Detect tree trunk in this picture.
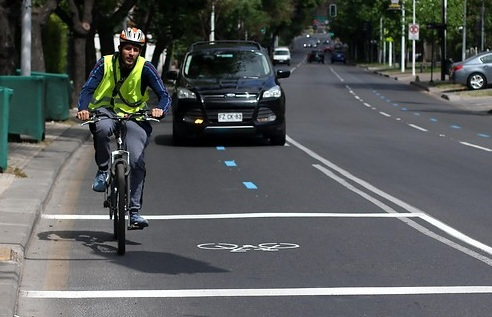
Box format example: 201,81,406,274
31,9,45,72
0,1,21,75
31,0,60,72
71,35,86,106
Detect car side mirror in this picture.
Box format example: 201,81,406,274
164,70,178,81
276,69,291,79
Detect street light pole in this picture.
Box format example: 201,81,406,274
441,0,447,81
401,0,405,73
411,0,416,76
210,0,215,41
462,0,466,60
21,0,31,76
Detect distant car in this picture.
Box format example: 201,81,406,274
272,47,291,66
331,50,347,64
307,50,325,63
451,51,492,90
165,40,291,145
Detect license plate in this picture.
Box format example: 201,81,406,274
218,112,242,122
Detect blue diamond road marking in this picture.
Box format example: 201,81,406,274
243,182,258,189
225,160,237,167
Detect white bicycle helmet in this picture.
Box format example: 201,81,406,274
119,27,146,47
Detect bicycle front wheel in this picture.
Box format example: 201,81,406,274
115,163,127,255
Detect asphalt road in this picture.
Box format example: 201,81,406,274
16,54,492,316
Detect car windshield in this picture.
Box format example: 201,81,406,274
184,50,271,79
275,50,289,56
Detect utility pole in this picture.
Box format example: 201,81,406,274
210,0,215,41
440,0,447,81
21,0,31,76
401,0,405,73
480,0,484,52
462,0,466,61
411,0,416,76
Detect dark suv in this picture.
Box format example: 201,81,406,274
165,41,290,145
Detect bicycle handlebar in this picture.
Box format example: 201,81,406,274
80,110,160,126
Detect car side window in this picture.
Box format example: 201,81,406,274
480,55,492,64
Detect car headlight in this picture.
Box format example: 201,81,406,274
262,85,282,99
177,87,197,99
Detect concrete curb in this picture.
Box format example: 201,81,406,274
0,121,90,317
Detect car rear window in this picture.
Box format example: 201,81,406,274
184,50,271,79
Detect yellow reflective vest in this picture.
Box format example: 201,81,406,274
88,54,149,114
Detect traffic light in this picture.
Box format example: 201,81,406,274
329,4,337,17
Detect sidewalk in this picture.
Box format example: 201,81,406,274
367,66,492,112
0,109,90,317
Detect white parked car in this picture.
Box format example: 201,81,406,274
272,47,291,66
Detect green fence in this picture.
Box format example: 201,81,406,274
0,76,46,141
16,70,71,121
0,87,13,172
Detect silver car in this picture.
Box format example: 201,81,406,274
451,51,492,90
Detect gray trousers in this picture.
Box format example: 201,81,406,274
90,107,152,211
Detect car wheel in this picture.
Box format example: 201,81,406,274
269,127,286,146
467,73,486,90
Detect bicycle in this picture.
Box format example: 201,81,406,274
81,109,159,255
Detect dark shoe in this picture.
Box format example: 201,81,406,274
129,211,149,229
92,170,108,192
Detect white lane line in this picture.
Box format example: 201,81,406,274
21,286,492,298
287,135,492,264
379,111,391,117
330,67,344,82
408,124,428,132
363,102,372,108
460,141,492,152
41,213,425,220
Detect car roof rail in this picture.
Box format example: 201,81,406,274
190,40,263,51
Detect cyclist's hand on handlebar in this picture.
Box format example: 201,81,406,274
77,110,91,121
151,108,165,119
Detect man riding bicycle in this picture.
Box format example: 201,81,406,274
77,27,171,229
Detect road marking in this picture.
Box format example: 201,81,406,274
224,160,237,167
286,135,492,265
216,146,225,150
460,141,492,152
408,124,428,132
451,125,462,129
379,111,391,117
21,286,492,299
242,182,258,189
41,212,425,220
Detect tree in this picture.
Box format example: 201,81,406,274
0,0,21,75
56,0,94,106
31,0,61,72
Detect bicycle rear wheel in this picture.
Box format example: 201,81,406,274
115,163,127,255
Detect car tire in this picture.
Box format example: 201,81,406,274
467,73,486,90
269,127,286,146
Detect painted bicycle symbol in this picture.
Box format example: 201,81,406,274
197,242,299,253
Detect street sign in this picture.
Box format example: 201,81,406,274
409,23,419,40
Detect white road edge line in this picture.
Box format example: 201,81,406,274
408,124,428,132
460,141,492,152
21,286,492,298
